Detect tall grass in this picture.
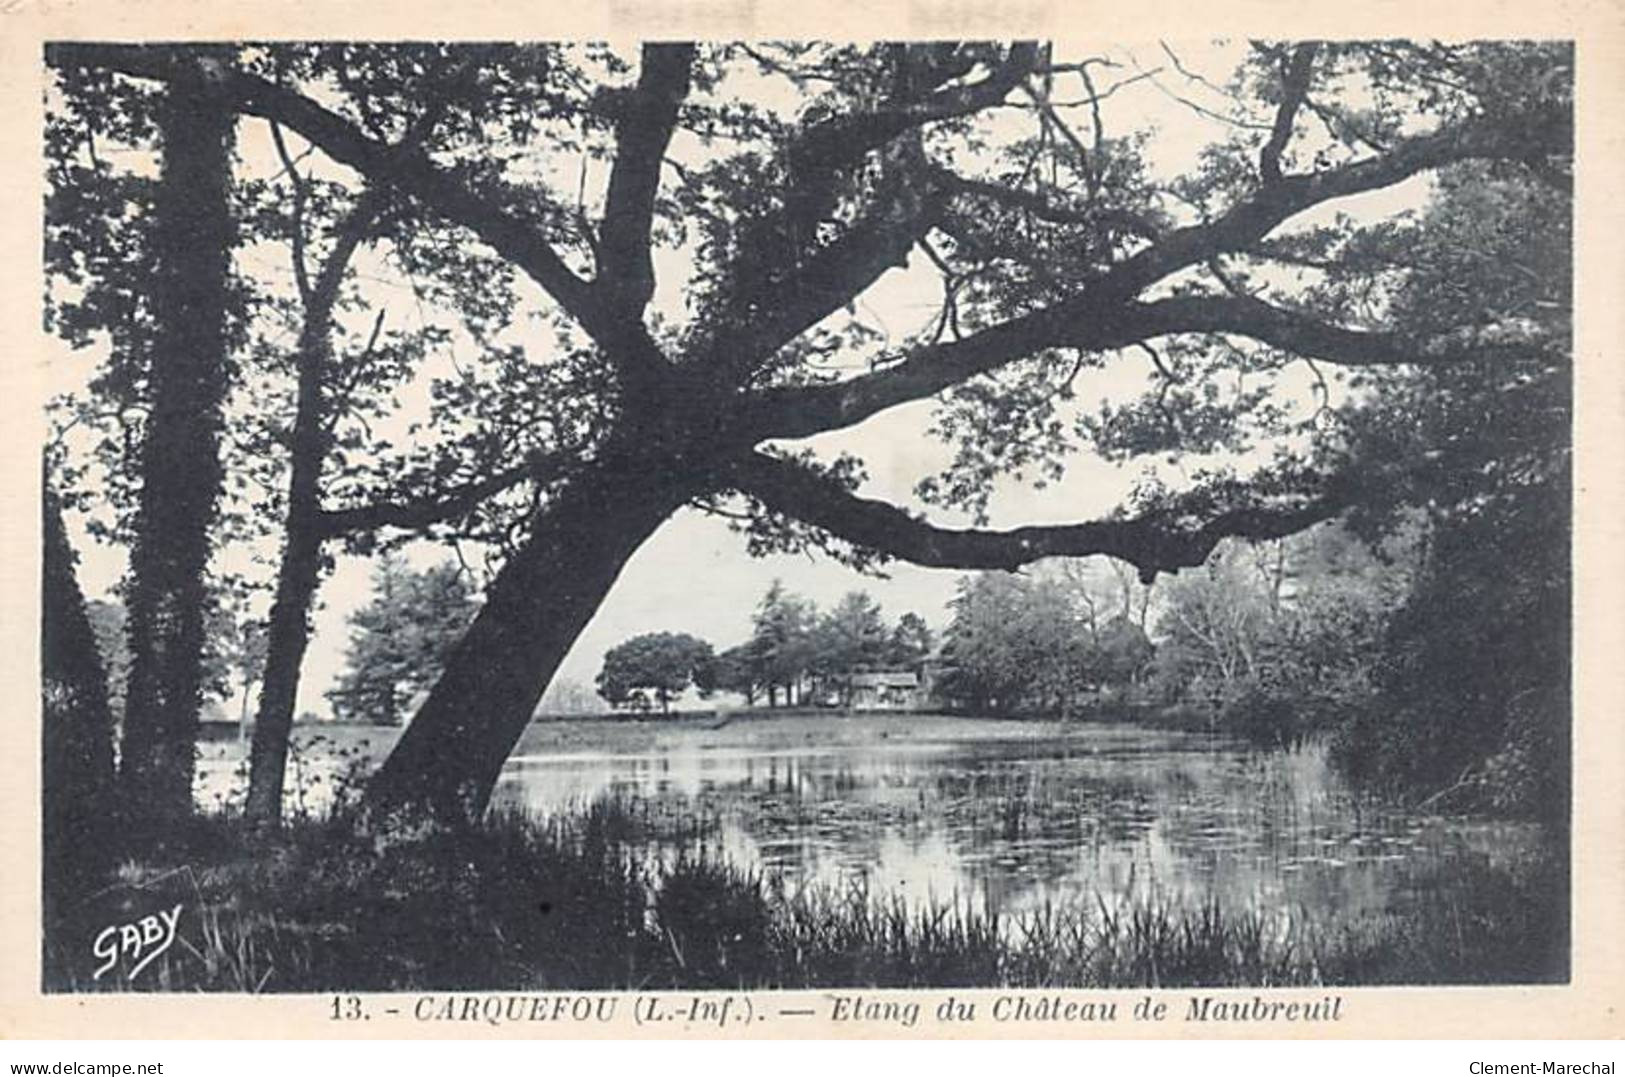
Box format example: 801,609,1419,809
43,796,1567,993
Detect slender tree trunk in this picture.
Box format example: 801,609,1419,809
244,313,333,824
367,458,690,822
244,191,377,825
243,494,324,823
118,65,235,830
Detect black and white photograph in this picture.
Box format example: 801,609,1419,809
29,29,1594,1012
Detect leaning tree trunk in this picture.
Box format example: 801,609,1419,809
367,457,691,823
118,65,235,831
42,485,118,914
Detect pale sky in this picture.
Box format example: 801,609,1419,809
47,41,1422,717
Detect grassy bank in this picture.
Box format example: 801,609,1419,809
44,798,1567,993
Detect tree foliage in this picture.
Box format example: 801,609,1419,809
1151,524,1412,743
938,569,1092,715
721,582,936,708
86,594,249,724
595,632,717,713
887,612,935,671
742,580,820,707
1324,163,1570,819
811,591,890,705
935,561,1154,715
327,555,480,725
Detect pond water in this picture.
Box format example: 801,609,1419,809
489,721,1545,922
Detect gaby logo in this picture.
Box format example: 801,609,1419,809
91,903,183,982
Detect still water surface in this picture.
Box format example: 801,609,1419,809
490,721,1542,920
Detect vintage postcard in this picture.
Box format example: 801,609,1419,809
1,0,1622,1042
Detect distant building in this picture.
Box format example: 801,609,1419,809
846,670,922,711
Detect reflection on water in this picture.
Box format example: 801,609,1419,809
491,723,1545,920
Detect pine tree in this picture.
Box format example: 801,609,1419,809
328,556,479,726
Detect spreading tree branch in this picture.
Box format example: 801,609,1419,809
1099,99,1568,297
729,451,1347,581
745,104,1570,439
306,188,389,326
930,166,1164,238
598,43,695,315
1259,43,1319,184
50,43,674,377
785,43,1041,175
692,44,1040,372
316,453,563,537
749,287,1553,439
700,174,945,375
1126,293,1558,367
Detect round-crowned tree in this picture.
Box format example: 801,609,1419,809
596,632,716,714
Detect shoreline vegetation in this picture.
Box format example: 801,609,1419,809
51,713,1569,994
39,41,1573,1001
204,701,1553,815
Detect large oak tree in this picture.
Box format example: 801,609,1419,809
48,41,1572,823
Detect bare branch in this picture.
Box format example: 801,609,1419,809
1302,95,1391,154
267,119,313,305
1020,76,1098,196
917,237,964,344
1151,43,1273,132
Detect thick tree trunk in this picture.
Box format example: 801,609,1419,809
367,458,690,822
118,66,235,830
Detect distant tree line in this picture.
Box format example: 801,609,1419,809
712,582,936,709
1146,524,1410,740
583,581,937,713
936,561,1154,717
